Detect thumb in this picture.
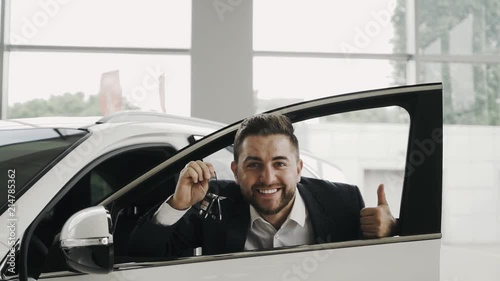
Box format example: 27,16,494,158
377,184,388,206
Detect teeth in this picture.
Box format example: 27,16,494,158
258,189,278,194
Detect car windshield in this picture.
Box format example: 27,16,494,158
0,128,88,209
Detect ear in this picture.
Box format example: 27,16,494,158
231,161,239,184
296,159,303,182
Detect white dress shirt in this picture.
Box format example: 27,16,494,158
244,190,314,250
154,195,190,225
154,189,315,250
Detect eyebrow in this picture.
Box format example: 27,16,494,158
242,156,290,163
243,156,262,163
272,156,290,161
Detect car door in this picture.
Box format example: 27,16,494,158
25,83,443,281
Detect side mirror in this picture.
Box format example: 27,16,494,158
59,206,114,274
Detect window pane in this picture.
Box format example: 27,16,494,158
418,62,500,125
254,56,406,112
417,1,500,55
7,52,190,118
10,0,190,48
294,106,410,216
254,0,406,53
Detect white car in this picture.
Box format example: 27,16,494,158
0,84,443,281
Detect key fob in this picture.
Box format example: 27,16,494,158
198,193,226,221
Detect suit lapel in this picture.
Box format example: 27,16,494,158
223,198,249,253
220,183,250,253
298,183,336,244
219,181,339,252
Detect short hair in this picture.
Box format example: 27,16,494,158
233,113,299,162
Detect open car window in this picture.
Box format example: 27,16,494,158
293,106,410,216
202,106,410,216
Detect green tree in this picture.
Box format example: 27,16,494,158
391,0,500,125
8,92,140,118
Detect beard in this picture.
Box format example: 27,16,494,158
243,183,296,216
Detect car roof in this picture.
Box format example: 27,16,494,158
0,111,227,131
97,111,225,130
0,116,101,130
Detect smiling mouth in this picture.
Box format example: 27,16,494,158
257,188,279,194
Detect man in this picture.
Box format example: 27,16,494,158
129,113,397,257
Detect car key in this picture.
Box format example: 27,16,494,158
198,192,226,221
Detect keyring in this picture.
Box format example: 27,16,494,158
198,172,226,221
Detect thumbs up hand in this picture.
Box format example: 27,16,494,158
360,184,397,238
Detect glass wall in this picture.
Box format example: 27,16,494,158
4,0,191,118
254,0,406,53
7,52,190,117
9,0,190,47
253,0,408,111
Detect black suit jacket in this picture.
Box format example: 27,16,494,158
128,177,365,257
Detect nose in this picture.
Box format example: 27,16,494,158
260,165,276,185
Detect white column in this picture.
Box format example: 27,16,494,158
191,0,254,123
0,0,11,119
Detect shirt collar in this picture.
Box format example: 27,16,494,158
249,188,308,229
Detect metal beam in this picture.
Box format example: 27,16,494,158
255,50,500,65
254,50,411,61
6,44,190,55
415,54,500,64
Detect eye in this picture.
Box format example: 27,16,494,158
275,162,287,167
246,162,260,168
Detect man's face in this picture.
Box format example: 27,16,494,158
231,134,303,216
